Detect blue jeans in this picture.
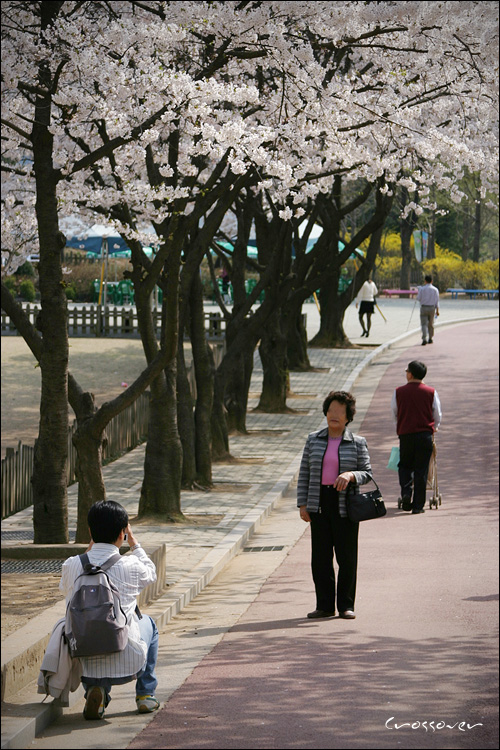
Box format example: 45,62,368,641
82,615,159,704
136,614,159,696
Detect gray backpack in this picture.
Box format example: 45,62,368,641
65,552,128,658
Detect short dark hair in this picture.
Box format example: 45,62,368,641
322,390,356,423
87,501,128,544
407,360,427,380
424,275,433,283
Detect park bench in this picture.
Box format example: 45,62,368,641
381,288,418,298
446,288,498,300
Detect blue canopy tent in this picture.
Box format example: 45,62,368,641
65,223,131,257
63,221,156,304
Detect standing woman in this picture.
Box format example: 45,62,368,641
355,277,378,337
297,391,373,619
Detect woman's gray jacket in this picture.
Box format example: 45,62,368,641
297,427,372,517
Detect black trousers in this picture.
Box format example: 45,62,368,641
309,486,359,613
398,431,434,511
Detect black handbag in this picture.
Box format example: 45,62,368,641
346,478,387,522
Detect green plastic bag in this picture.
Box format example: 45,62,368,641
387,446,400,471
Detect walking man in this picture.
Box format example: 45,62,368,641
417,274,440,345
391,361,442,514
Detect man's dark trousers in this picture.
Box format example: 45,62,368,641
398,431,434,511
309,486,359,613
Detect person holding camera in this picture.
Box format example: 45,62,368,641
60,501,160,720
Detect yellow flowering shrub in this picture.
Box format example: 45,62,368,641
374,239,498,291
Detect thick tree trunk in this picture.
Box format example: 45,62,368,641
72,393,106,543
255,308,289,412
211,368,230,460
135,254,184,521
211,323,259,457
309,267,352,347
287,305,311,371
224,318,256,433
225,349,254,433
139,359,183,520
31,18,69,543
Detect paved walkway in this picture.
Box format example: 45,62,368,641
1,298,498,749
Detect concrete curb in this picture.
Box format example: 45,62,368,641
1,312,497,750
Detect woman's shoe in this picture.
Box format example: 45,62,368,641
307,609,335,618
339,610,356,619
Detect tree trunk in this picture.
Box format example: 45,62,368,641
177,333,197,489
211,322,260,457
225,348,254,433
31,13,69,543
472,198,481,263
190,272,214,487
138,359,183,520
255,308,290,412
400,189,417,290
461,212,471,261
135,249,184,521
309,267,351,347
224,320,256,433
287,304,311,371
72,392,106,543
211,367,230,460
427,199,436,260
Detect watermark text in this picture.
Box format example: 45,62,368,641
385,717,483,733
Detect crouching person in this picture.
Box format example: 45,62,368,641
60,500,160,720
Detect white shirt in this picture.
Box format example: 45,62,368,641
356,280,378,303
417,283,440,309
60,543,156,678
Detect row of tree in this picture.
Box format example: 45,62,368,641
1,2,498,543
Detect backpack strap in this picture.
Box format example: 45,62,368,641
77,551,142,618
78,551,122,573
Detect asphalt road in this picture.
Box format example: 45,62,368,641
127,318,499,750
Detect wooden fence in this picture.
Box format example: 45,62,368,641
1,391,150,519
1,338,225,520
1,304,226,340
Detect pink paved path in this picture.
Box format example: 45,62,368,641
130,319,499,750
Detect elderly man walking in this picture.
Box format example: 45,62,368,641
417,275,440,345
391,361,442,514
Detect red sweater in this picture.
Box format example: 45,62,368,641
395,382,436,435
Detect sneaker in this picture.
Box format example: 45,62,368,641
136,695,160,713
83,686,105,720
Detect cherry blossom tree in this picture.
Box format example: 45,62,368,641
2,1,498,538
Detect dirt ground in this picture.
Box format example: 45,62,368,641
1,336,208,642
1,573,63,640
1,336,151,458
